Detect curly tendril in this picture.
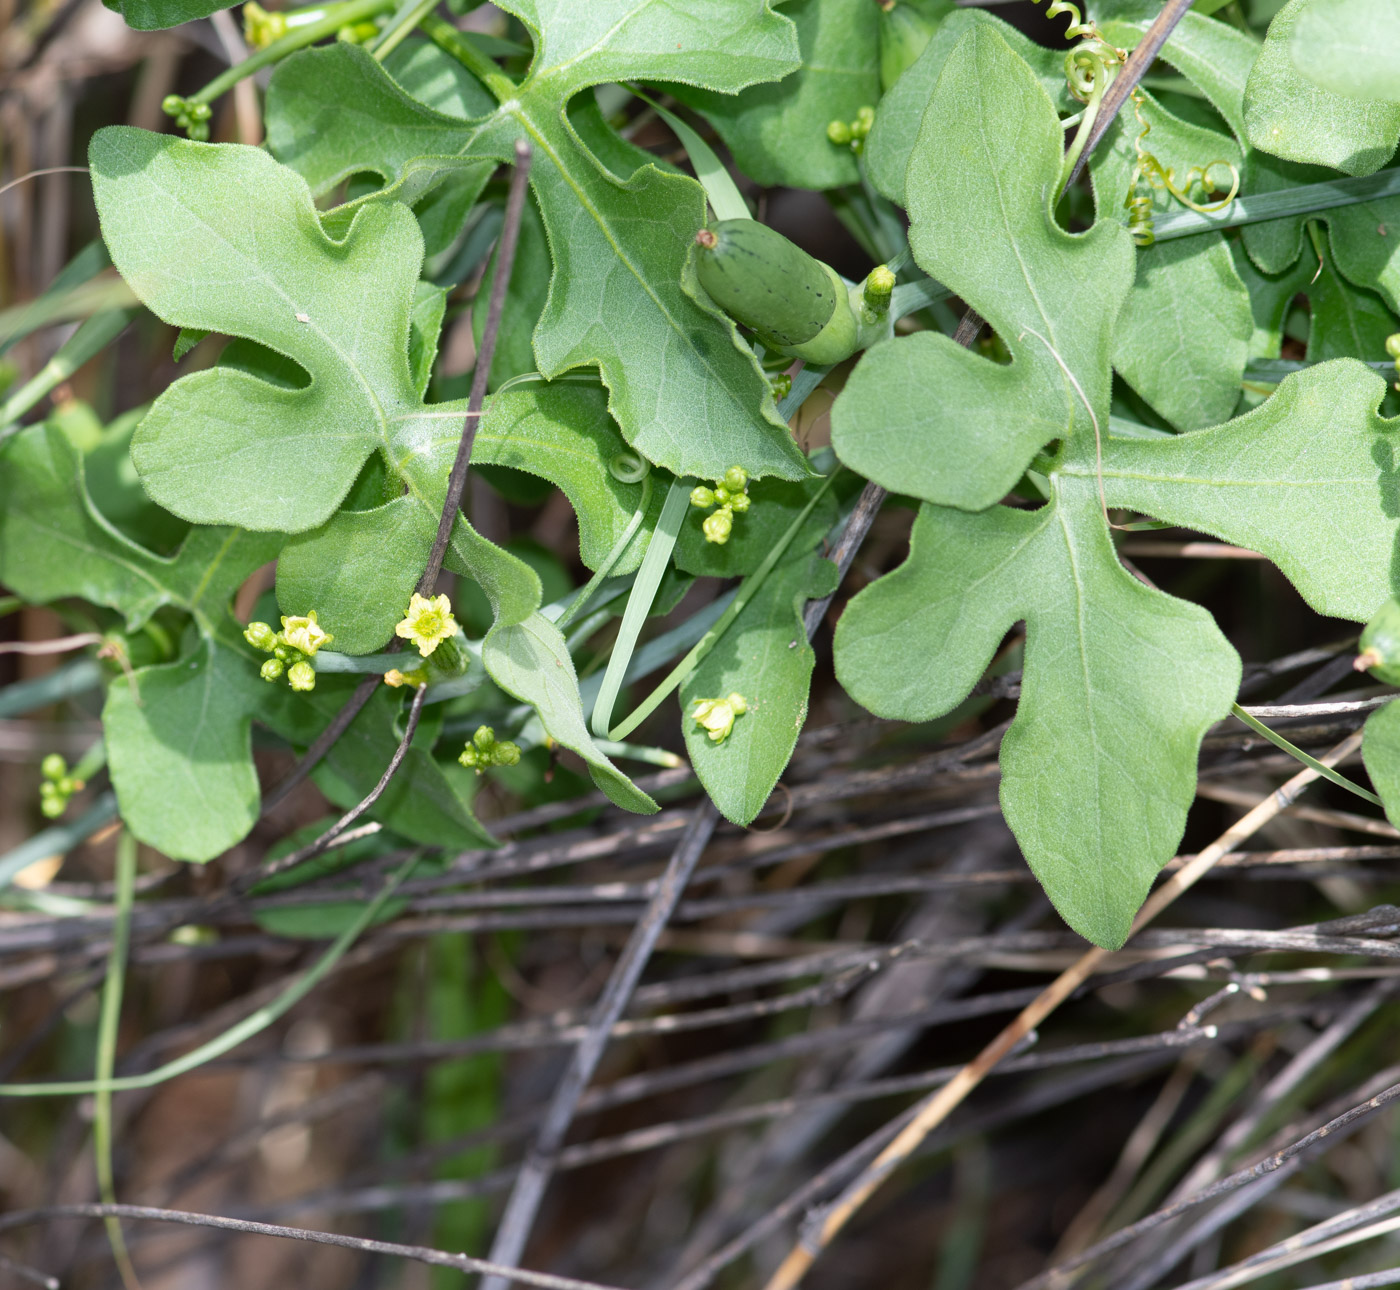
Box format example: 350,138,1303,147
1030,0,1100,43
608,451,650,484
1123,96,1240,247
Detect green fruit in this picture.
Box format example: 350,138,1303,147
1360,598,1400,686
694,220,843,349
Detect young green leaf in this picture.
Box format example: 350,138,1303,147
833,26,1135,510
681,549,837,825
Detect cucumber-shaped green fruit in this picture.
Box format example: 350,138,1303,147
694,221,858,364
1359,597,1400,686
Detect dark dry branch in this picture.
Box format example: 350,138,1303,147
1016,1077,1400,1290
418,138,533,595
481,801,721,1287
0,1204,627,1290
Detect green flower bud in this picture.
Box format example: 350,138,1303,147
287,660,316,692
41,753,67,781
722,465,749,493
1386,333,1400,359
474,725,496,751
41,792,66,819
827,119,853,146
853,106,876,138
690,485,716,509
260,657,285,682
729,492,751,513
493,741,522,767
244,621,278,652
703,508,734,545
713,486,732,505
770,372,792,401
459,746,482,769
161,94,184,117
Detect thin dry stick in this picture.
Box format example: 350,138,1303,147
262,140,532,812
760,728,1366,1290
0,633,101,655
0,1204,627,1290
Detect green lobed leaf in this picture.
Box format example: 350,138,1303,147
264,12,810,483
864,7,1068,204
833,27,1135,510
681,550,838,826
834,475,1240,949
667,0,880,192
1243,0,1400,176
1362,699,1400,829
1291,0,1400,104
1077,362,1400,622
89,127,539,631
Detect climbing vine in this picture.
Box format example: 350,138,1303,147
5,0,1400,958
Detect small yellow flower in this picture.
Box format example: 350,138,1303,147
395,592,457,657
280,611,333,657
691,692,748,744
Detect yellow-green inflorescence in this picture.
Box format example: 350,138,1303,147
691,693,748,744
690,465,751,545
245,611,333,693
1386,333,1400,383
827,105,876,153
459,725,522,774
39,753,85,819
161,94,212,141
241,0,288,46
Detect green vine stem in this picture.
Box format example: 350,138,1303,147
1230,703,1383,807
173,0,394,119
608,469,842,742
93,830,139,1290
369,0,439,60
0,853,418,1096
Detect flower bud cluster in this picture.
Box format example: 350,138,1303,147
241,1,287,46
458,725,522,773
690,465,751,545
691,693,748,744
826,106,876,153
161,95,212,141
39,753,85,819
245,611,333,693
1387,333,1400,384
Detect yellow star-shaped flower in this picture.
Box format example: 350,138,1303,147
395,592,457,657
280,610,332,657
